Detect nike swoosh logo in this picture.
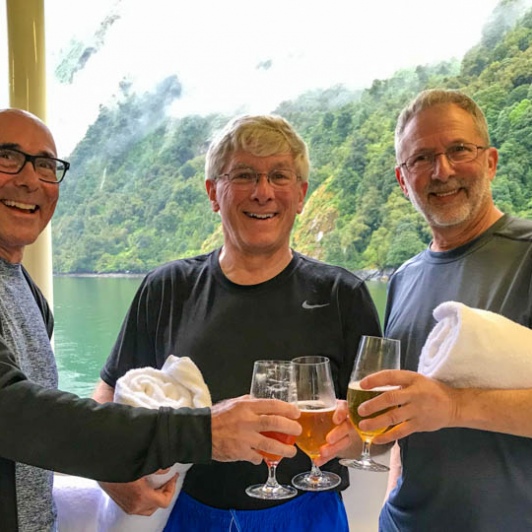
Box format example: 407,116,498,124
302,300,330,310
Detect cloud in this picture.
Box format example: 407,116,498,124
41,0,505,155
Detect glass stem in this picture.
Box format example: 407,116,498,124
310,461,323,480
361,440,373,462
265,463,281,489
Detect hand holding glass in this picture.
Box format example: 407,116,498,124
245,360,298,500
340,335,400,472
291,356,341,491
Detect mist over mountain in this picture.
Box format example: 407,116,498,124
51,1,532,274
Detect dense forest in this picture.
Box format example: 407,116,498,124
52,1,532,274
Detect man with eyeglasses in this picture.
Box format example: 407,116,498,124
92,114,381,531
350,90,532,531
0,109,304,532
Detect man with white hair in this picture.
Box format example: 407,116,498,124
94,114,382,531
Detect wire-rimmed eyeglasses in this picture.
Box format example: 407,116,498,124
217,167,300,189
0,147,70,183
399,143,489,175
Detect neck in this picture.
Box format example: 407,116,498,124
0,245,24,264
219,247,293,285
431,206,504,251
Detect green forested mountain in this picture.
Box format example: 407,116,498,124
52,1,532,274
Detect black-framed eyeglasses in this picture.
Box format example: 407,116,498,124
0,147,70,183
399,143,489,175
217,167,300,189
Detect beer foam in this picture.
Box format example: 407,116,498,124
348,381,400,392
297,400,336,412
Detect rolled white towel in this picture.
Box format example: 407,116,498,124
418,301,532,388
54,355,211,532
114,355,211,410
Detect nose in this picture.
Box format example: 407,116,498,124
250,173,274,201
431,152,455,181
12,160,41,190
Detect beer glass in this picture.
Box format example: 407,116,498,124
291,356,341,491
245,360,298,500
339,335,400,472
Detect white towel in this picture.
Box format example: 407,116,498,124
54,356,211,532
418,301,532,388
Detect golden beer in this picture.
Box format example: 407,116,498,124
296,401,336,461
347,382,398,441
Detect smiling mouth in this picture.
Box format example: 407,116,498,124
2,200,38,213
430,188,462,199
245,212,276,219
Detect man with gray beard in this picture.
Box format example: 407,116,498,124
349,90,532,531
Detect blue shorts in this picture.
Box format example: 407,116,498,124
163,491,349,532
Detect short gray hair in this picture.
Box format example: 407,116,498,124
395,89,490,159
205,114,310,182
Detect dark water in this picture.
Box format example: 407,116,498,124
53,276,387,397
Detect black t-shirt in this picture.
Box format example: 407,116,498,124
102,249,381,510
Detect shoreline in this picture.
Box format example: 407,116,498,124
53,272,145,278
54,271,391,282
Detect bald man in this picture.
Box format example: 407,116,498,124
0,109,301,531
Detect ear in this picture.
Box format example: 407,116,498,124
296,180,309,214
486,147,499,182
395,166,409,197
205,179,220,212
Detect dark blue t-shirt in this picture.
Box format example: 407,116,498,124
382,215,532,532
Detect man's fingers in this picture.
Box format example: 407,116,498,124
257,414,302,436
360,369,417,390
98,477,175,515
211,396,301,463
255,432,298,459
149,476,178,508
358,388,404,418
333,400,349,424
372,423,411,445
250,398,301,419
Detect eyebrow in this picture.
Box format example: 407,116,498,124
0,143,56,158
408,139,473,155
230,162,294,170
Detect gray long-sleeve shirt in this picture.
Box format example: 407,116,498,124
0,262,212,531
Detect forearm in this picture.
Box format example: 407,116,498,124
92,379,115,403
451,387,532,438
0,353,212,479
362,370,532,444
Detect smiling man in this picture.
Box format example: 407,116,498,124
0,109,307,532
92,114,381,531
353,90,532,532
0,110,65,261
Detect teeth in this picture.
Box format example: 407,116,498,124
433,190,458,197
247,213,275,219
2,200,37,211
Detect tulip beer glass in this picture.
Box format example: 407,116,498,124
245,360,298,500
340,335,400,472
291,356,341,491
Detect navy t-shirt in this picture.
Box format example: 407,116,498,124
382,215,532,532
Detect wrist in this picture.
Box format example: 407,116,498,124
448,387,485,429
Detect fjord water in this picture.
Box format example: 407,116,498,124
53,276,387,397
53,276,143,397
